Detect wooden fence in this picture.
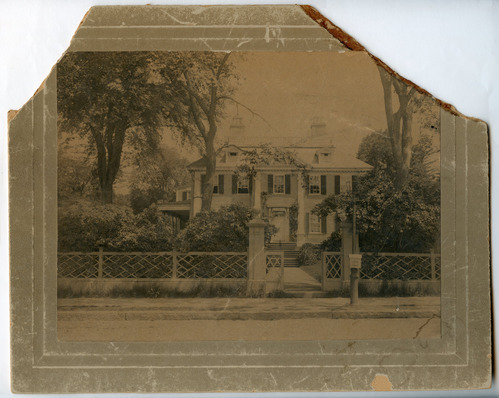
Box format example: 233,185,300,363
58,249,248,279
322,251,441,293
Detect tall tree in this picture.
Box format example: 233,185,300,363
153,52,237,211
314,132,440,253
377,66,417,189
58,52,171,204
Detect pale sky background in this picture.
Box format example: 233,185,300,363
165,51,439,161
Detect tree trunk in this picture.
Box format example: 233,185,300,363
378,67,414,190
201,137,216,211
101,180,114,204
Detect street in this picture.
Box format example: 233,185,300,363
58,297,440,341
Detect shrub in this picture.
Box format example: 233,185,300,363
58,200,174,252
175,204,277,252
108,205,174,252
297,243,321,266
320,231,342,252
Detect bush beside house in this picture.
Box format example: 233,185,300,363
58,202,276,253
174,204,277,252
58,201,174,252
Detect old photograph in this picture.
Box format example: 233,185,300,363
8,3,493,393
56,50,441,341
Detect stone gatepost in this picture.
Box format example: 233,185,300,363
247,219,267,295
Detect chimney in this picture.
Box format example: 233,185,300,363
229,117,245,141
310,117,326,137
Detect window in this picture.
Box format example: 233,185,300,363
268,174,290,194
202,174,224,194
181,191,190,201
229,151,238,158
309,175,320,194
319,152,331,163
310,214,321,233
237,175,249,194
274,175,285,194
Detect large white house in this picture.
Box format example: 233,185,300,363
158,138,372,247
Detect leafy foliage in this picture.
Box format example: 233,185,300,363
129,146,190,214
58,52,174,203
58,201,174,252
320,231,342,252
314,132,440,253
152,52,239,211
57,150,99,201
174,204,277,252
297,244,322,266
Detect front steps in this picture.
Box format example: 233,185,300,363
266,242,300,267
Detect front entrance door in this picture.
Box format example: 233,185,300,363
270,208,289,243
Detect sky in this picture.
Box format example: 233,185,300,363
162,51,440,161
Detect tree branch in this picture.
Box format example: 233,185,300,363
217,96,276,132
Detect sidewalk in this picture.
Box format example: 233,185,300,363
58,296,440,321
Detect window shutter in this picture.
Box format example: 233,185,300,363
334,175,340,195
305,212,310,235
232,174,237,194
321,215,327,234
268,174,274,194
285,174,291,194
321,175,327,195
218,175,224,195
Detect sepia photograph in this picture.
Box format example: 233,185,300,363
56,50,441,342
7,3,493,393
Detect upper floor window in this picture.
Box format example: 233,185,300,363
181,191,190,201
237,176,249,194
201,174,224,194
309,175,321,194
308,175,327,195
267,174,291,194
274,175,285,194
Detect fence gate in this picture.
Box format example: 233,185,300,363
265,251,285,292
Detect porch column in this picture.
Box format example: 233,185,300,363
247,219,267,294
192,172,202,216
296,173,306,246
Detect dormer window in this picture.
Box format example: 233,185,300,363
319,152,331,162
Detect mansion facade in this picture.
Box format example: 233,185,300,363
158,143,372,247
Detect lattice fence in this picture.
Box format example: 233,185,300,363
265,252,283,273
58,253,99,278
360,253,440,281
102,253,173,278
58,251,247,279
176,253,247,279
324,252,342,279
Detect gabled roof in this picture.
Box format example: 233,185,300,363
187,145,372,172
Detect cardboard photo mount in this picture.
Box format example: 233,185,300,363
9,5,491,393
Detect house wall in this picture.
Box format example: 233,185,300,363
190,170,359,246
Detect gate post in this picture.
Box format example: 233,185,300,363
340,222,359,290
247,219,267,295
341,222,353,289
97,246,104,279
